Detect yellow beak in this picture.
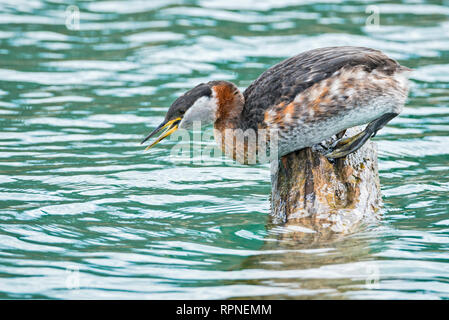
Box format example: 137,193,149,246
141,118,181,151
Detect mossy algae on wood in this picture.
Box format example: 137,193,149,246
270,126,382,239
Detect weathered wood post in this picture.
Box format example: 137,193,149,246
270,126,382,240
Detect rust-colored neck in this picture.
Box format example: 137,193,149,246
211,82,248,162
212,82,244,131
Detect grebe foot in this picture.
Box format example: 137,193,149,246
336,129,347,140
325,112,398,159
311,142,329,153
313,129,347,155
324,130,370,158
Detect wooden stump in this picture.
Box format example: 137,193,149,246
270,126,382,240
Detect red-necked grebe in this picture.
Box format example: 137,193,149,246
141,46,410,162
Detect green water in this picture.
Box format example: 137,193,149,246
1,0,449,299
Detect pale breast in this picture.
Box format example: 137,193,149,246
264,65,410,157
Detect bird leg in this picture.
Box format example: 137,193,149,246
336,129,347,140
312,129,347,153
325,113,398,159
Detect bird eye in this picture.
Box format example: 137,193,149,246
180,110,185,115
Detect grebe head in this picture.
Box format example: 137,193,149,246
141,80,243,150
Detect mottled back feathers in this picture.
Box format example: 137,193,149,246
241,46,404,130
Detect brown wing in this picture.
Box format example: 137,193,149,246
241,46,402,130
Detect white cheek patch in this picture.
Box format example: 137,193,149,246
179,95,218,129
